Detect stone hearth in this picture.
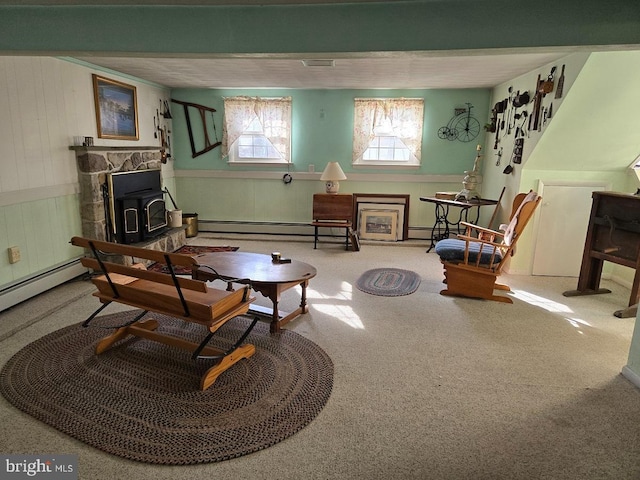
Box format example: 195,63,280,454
72,146,185,262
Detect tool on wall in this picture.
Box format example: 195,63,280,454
514,110,529,138
530,75,542,132
512,137,524,164
493,99,507,149
161,100,172,119
530,66,556,132
511,90,528,130
171,99,221,158
486,106,498,134
555,64,566,99
158,124,172,163
505,87,529,135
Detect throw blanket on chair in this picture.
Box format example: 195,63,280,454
499,190,540,248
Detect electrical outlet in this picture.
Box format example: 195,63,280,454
8,246,20,264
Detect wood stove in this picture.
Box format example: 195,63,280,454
107,169,167,244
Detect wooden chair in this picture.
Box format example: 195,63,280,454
311,193,354,250
434,191,542,303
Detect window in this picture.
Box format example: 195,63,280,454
221,96,292,164
352,98,424,167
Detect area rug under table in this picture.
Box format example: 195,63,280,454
147,245,239,275
356,268,421,296
0,312,333,465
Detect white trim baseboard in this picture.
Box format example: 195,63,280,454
0,259,87,312
621,365,640,390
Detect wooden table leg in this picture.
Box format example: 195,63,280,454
250,281,310,333
299,279,309,313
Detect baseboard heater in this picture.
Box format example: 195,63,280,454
198,220,431,240
0,258,87,312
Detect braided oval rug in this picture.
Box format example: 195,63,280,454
356,268,421,296
0,312,333,465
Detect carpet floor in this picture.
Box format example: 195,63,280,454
1,235,639,479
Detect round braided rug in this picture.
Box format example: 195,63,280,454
0,312,333,465
355,268,421,296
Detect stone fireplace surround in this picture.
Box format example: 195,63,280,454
72,146,186,263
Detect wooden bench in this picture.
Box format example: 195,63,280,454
71,236,258,390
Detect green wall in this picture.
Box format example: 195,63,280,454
170,88,490,226
504,51,640,274
171,88,490,175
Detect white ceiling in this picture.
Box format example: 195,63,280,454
75,50,574,90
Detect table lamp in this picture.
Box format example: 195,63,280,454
320,162,347,194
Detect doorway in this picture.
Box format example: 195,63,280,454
532,181,607,277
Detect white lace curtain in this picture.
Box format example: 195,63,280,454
221,96,292,161
352,98,424,162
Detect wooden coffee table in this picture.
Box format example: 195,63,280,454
193,252,317,333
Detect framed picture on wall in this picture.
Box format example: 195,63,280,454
92,74,139,140
359,209,398,241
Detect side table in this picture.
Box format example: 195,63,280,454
420,196,499,252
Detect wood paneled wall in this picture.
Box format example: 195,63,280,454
0,56,171,290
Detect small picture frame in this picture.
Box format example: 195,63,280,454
92,74,139,140
359,210,398,241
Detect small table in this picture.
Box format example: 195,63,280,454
420,196,499,252
193,252,317,333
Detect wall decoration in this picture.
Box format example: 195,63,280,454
513,138,524,164
530,66,556,132
492,99,507,149
437,103,480,142
154,101,172,163
171,99,220,158
514,110,529,138
92,75,139,140
555,65,566,99
491,88,532,150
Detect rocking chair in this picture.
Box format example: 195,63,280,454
434,191,542,303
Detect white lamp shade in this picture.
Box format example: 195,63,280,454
320,162,347,194
320,162,347,181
